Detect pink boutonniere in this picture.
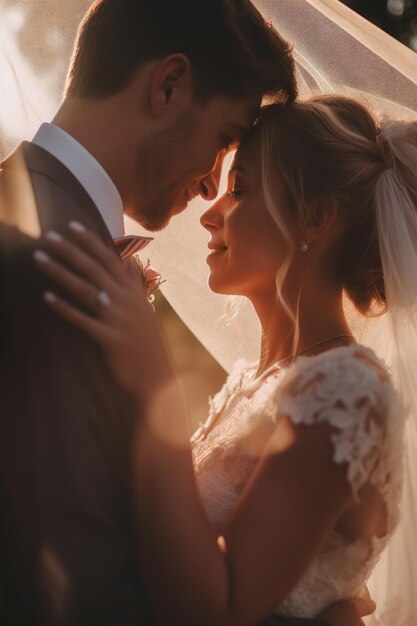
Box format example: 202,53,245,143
140,258,165,303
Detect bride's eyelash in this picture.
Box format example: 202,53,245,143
226,190,242,199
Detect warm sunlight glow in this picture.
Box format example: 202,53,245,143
0,149,40,238
0,6,57,152
217,535,227,554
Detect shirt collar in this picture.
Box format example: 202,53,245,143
32,123,125,238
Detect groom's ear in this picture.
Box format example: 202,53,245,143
149,54,193,117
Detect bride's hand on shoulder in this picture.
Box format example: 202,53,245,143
33,221,172,397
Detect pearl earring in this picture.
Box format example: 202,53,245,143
300,241,309,253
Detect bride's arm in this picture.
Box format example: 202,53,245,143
133,381,353,626
34,225,361,626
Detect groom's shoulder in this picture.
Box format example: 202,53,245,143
0,141,111,328
0,141,110,257
1,141,99,221
1,140,68,189
2,140,75,180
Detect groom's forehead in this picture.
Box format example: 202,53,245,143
223,97,262,128
231,107,261,142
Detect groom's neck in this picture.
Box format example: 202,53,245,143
52,95,144,211
53,96,122,175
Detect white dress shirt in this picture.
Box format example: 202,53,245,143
32,123,125,238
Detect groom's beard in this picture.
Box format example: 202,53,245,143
130,114,195,232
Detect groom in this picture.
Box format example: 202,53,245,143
0,1,370,624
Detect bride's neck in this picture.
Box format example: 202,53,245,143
252,284,353,378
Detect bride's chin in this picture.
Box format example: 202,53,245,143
207,274,227,294
207,274,237,296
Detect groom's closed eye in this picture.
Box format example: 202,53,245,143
222,123,248,151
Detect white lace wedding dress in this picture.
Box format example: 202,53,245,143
192,344,404,618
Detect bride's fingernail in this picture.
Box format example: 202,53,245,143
44,291,57,303
69,221,87,233
45,230,63,242
33,250,50,263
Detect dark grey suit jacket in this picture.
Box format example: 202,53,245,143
0,142,328,626
0,143,147,625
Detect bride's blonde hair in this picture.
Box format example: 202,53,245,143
258,95,390,323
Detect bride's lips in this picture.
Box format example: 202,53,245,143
207,241,228,259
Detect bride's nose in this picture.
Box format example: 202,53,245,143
200,197,224,231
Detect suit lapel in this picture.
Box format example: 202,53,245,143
1,142,118,252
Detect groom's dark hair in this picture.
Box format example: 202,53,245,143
66,0,297,104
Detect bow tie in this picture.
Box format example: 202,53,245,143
113,235,154,260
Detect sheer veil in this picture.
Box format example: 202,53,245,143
1,1,416,623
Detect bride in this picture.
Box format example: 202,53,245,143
34,93,416,625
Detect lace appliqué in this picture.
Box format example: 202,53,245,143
192,359,250,445
192,359,278,531
276,347,402,504
192,345,404,618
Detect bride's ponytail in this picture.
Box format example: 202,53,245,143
367,117,417,626
374,120,417,309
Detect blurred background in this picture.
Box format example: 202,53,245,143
342,0,417,51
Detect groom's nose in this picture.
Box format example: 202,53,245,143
198,151,226,201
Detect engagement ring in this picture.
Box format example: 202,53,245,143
97,290,111,307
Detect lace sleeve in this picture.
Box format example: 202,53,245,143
275,347,402,501
191,358,249,445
